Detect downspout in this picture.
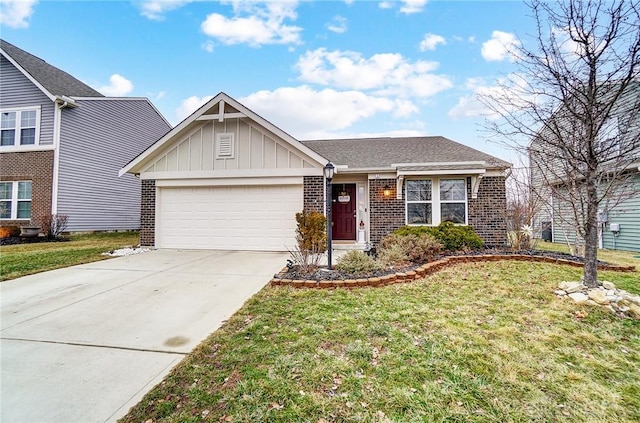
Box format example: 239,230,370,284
51,99,69,214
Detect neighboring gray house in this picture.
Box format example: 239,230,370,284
121,92,511,251
0,39,171,232
530,81,640,252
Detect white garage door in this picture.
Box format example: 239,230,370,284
157,185,303,251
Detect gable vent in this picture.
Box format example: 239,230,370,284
216,133,235,158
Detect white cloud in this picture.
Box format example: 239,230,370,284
0,0,37,28
481,30,520,62
240,86,418,139
201,40,215,53
379,2,393,9
139,0,191,20
400,0,427,14
326,15,347,34
448,75,531,120
201,1,301,47
295,48,452,98
419,33,445,51
175,95,214,122
98,74,134,96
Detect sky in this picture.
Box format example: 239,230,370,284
0,0,535,163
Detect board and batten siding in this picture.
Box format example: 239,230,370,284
144,118,316,174
57,98,170,231
0,55,55,145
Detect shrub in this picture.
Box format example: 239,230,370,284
377,243,410,267
0,226,20,239
40,214,69,239
379,232,442,264
394,221,483,252
335,250,382,276
289,211,327,274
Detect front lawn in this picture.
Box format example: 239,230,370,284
0,231,140,281
120,261,640,422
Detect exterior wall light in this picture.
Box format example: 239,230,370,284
383,184,391,197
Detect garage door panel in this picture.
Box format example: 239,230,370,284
157,185,302,251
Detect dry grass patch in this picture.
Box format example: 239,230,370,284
0,231,139,281
120,261,639,423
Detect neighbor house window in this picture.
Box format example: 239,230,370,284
406,179,432,224
440,179,467,224
0,181,32,220
0,108,40,147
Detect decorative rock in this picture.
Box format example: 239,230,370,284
588,289,610,305
568,292,589,304
554,290,567,296
565,282,585,294
628,303,640,319
602,281,616,290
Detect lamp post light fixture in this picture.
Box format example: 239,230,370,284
324,162,335,269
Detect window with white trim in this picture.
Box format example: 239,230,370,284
405,178,468,225
406,179,432,224
0,108,40,147
0,181,32,220
439,179,467,224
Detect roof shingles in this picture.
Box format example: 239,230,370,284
0,39,103,98
301,136,510,170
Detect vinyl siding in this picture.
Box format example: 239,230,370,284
600,174,640,252
0,55,54,145
57,98,170,231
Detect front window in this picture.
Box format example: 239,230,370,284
405,178,468,225
440,179,466,224
0,108,40,147
406,179,432,224
0,181,32,220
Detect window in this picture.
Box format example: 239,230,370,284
0,181,32,220
440,179,466,224
0,108,40,147
406,179,432,224
405,178,468,226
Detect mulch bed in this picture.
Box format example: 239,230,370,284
0,236,69,246
274,248,636,289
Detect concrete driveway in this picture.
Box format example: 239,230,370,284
0,249,288,423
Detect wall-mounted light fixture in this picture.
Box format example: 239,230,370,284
383,184,391,197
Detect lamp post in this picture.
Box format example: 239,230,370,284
324,162,335,269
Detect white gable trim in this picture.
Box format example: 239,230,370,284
120,92,328,176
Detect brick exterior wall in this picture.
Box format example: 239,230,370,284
0,150,54,227
303,175,324,213
468,176,508,247
140,179,156,246
369,178,405,245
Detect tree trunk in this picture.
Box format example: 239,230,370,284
583,178,599,288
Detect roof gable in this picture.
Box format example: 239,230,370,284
0,39,103,99
121,92,328,176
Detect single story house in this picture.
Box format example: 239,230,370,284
121,92,510,251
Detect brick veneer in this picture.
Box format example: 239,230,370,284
0,150,54,227
140,179,156,246
369,178,405,245
468,176,508,247
303,175,324,213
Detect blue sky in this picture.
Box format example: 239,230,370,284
0,0,534,162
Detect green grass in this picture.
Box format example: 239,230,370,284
0,231,140,281
120,261,639,423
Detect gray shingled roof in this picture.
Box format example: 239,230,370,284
301,136,510,170
0,39,103,97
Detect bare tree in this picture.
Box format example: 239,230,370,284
482,0,640,288
505,164,543,250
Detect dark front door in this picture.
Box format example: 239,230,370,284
332,184,356,240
